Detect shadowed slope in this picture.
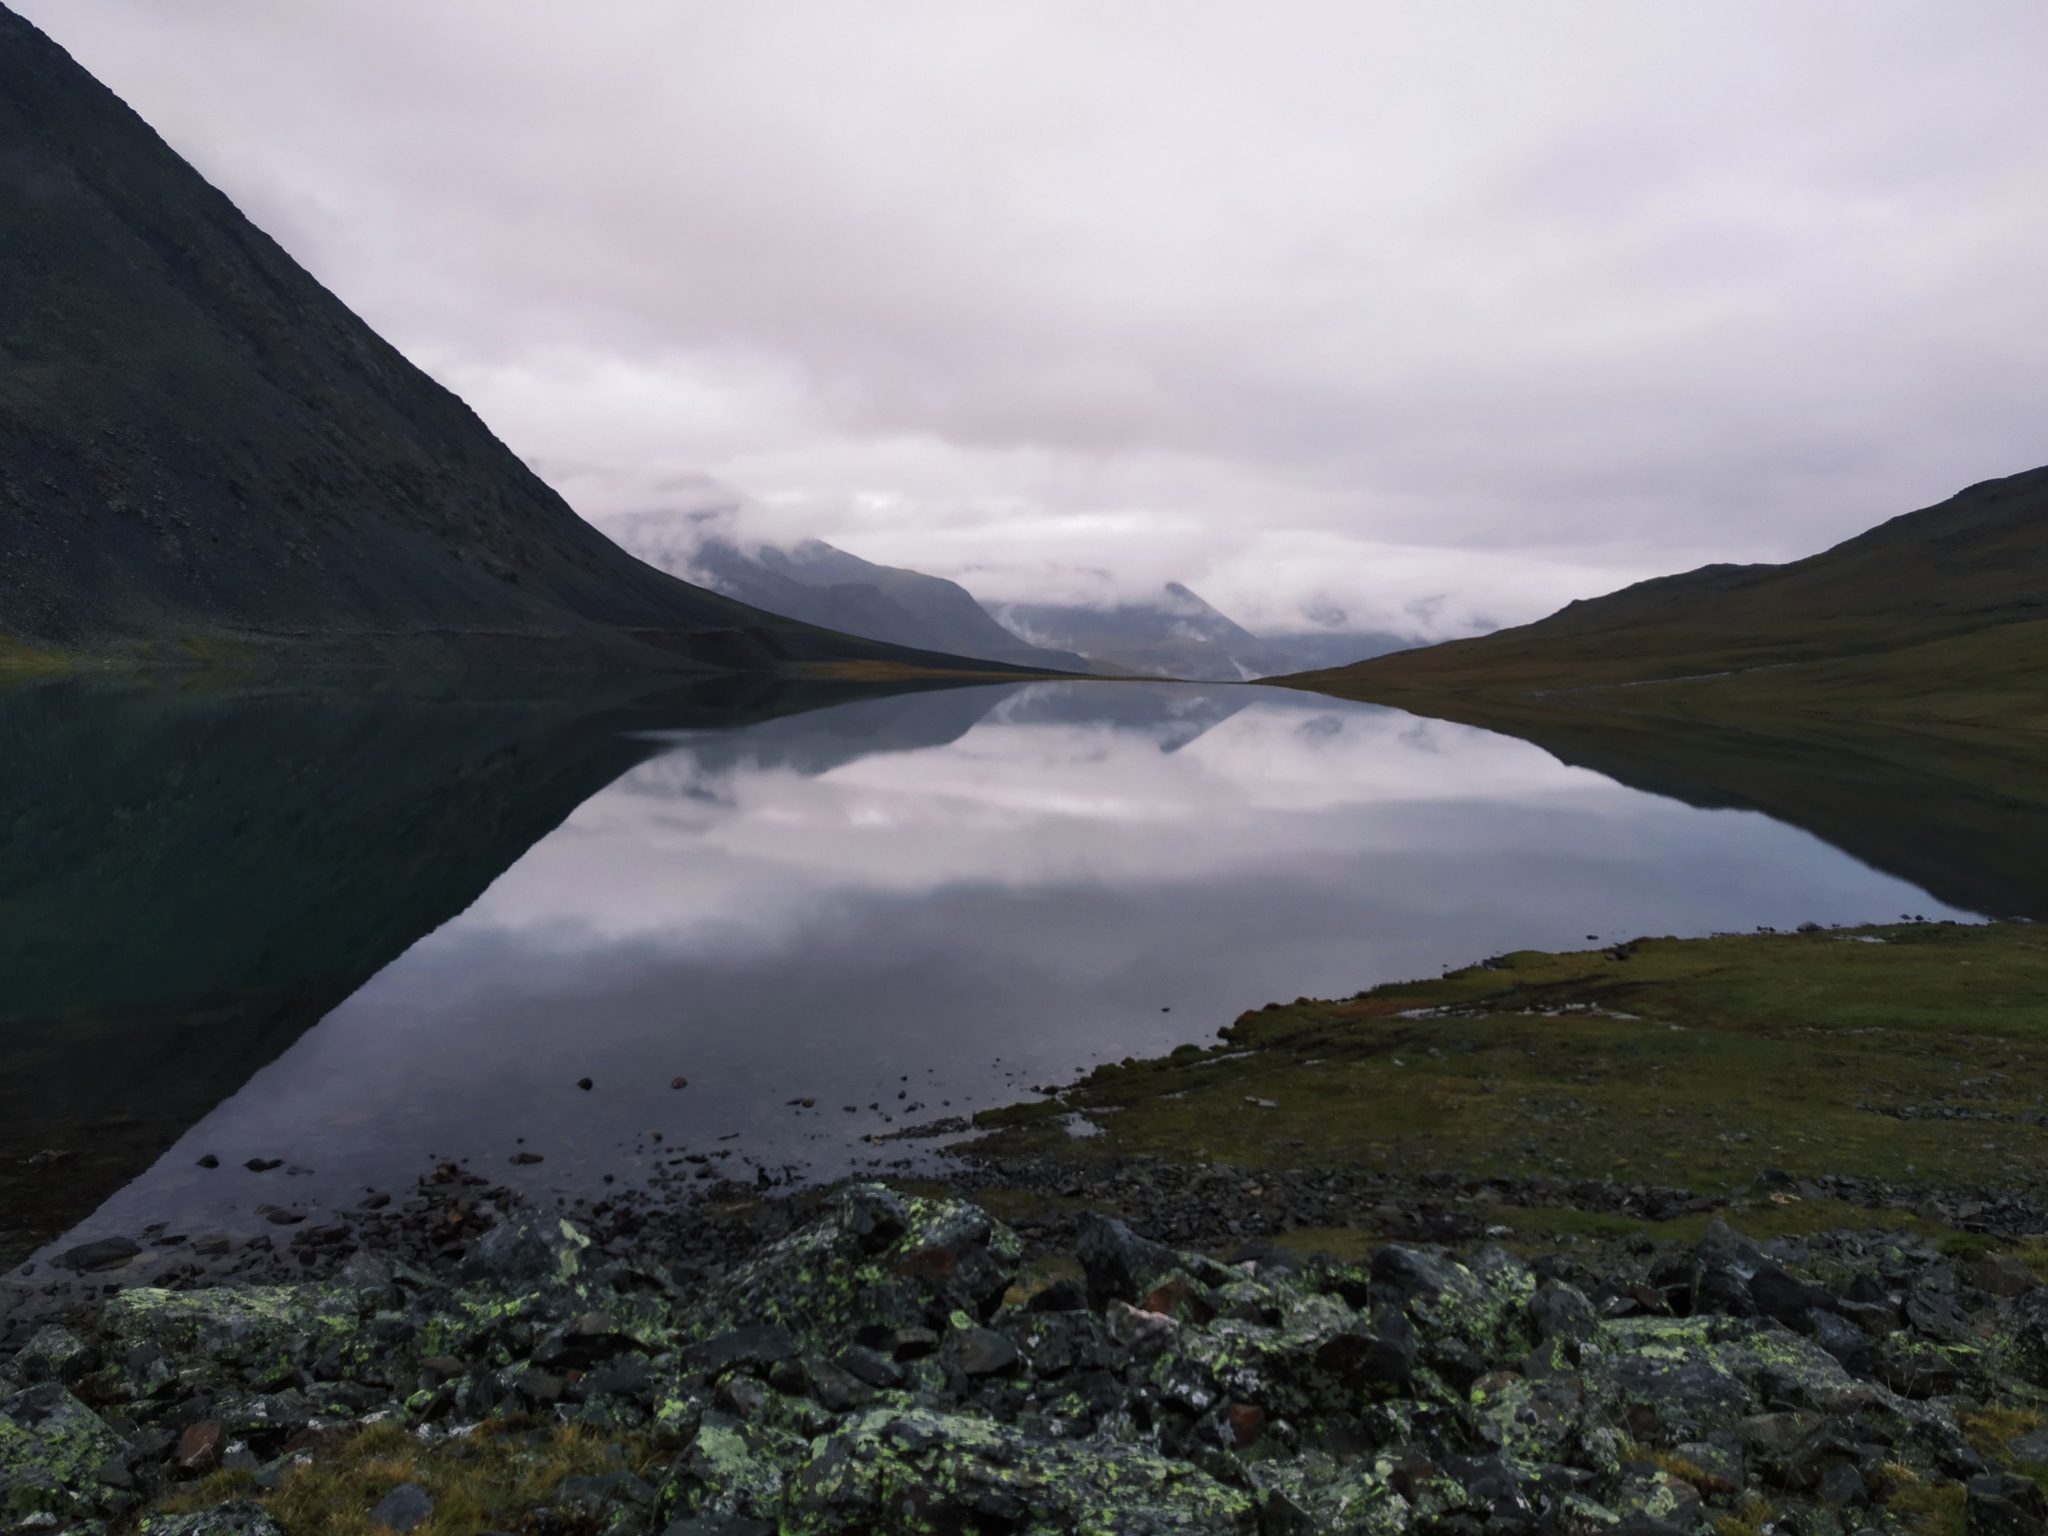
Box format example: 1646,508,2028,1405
0,6,1040,675
1292,465,2048,706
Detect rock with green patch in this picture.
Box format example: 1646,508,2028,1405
139,1498,286,1536
658,1410,804,1525
1581,1317,1759,1444
1374,1245,1535,1361
12,1329,97,1389
685,1185,1023,1357
0,1382,127,1526
100,1285,365,1398
783,1405,1258,1534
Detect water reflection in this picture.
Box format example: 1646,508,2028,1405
40,679,1966,1254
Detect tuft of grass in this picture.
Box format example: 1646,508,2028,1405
1886,1464,1968,1536
1710,1490,1777,1536
1965,1405,2046,1468
149,1419,665,1536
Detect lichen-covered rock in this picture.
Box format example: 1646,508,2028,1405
0,1382,127,1526
1582,1317,1759,1442
1375,1245,1535,1361
12,1329,98,1390
100,1285,361,1399
784,1405,1258,1534
139,1497,286,1536
658,1410,806,1525
24,1190,2048,1536
456,1209,591,1291
684,1186,1024,1356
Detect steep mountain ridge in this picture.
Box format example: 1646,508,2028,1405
0,6,1006,674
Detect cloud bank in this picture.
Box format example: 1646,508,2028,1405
22,1,2048,636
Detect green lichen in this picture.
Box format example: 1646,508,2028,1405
0,1383,125,1523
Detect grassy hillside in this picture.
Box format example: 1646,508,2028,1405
1292,465,2048,715
1281,469,2048,916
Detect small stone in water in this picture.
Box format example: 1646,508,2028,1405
196,1154,220,1169
510,1151,544,1165
576,1077,594,1091
244,1157,282,1172
672,1076,688,1089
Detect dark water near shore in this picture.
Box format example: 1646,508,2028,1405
7,677,1971,1263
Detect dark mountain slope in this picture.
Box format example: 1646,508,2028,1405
1293,465,2048,701
0,7,1014,673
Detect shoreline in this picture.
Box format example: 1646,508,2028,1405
9,924,2048,1533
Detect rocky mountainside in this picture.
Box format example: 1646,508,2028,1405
0,7,997,673
607,518,1094,673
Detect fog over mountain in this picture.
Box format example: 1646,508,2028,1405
607,508,1415,680
19,2,2048,638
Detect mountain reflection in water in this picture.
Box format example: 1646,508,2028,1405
7,677,1977,1264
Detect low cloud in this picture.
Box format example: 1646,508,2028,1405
24,0,2048,633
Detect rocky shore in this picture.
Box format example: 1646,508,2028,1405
8,1163,2048,1536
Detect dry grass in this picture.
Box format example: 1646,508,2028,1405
148,1420,666,1536
1885,1463,1969,1536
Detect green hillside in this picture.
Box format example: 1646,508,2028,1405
1293,464,2048,715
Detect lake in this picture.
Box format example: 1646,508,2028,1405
2,676,1972,1265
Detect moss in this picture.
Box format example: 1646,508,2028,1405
966,923,2048,1214
0,1384,125,1523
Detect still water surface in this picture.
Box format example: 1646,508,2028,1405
60,680,1965,1247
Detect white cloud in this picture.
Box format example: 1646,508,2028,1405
23,0,2048,633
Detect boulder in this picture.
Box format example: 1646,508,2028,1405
1971,1473,2048,1536
687,1187,1023,1354
455,1209,591,1289
140,1500,287,1536
782,1406,1257,1534
0,1382,128,1526
12,1327,97,1387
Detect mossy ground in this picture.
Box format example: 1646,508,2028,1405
968,921,2048,1236
152,1420,666,1536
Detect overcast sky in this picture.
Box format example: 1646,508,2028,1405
22,2,2048,637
